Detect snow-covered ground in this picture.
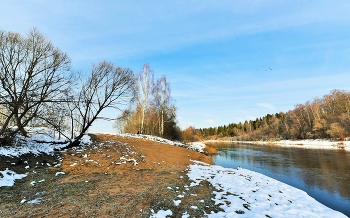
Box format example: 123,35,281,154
205,139,350,150
0,132,91,157
271,139,350,150
185,160,346,218
116,133,205,153
0,130,347,217
0,128,91,188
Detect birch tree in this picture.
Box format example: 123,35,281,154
136,64,153,134
153,76,173,136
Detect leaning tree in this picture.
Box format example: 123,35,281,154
68,61,134,146
0,28,71,137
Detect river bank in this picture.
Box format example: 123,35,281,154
0,132,347,217
203,139,350,150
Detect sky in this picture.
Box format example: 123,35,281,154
1,0,350,133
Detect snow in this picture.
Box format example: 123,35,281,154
27,198,42,204
187,142,205,153
272,139,350,150
0,128,92,157
0,128,91,189
187,160,347,218
150,209,173,218
0,168,28,187
116,133,205,153
55,172,65,176
208,139,350,150
20,198,27,204
173,199,181,206
181,212,190,218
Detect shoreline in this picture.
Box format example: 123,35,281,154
202,139,350,150
1,133,347,217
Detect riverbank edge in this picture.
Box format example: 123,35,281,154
202,139,350,150
1,133,347,217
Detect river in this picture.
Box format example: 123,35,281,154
210,143,350,217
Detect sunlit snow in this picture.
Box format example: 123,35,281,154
187,160,347,218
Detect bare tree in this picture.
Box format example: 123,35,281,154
68,61,134,146
152,76,176,137
135,64,154,134
0,28,71,137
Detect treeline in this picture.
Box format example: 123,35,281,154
115,64,181,141
189,89,350,141
0,28,134,146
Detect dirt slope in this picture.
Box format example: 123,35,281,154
1,134,219,217
61,134,212,175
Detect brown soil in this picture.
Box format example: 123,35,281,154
61,134,213,176
0,134,219,217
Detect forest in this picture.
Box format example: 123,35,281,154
184,89,350,142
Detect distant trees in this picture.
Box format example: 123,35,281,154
182,126,202,144
0,28,135,146
116,64,181,140
199,89,350,141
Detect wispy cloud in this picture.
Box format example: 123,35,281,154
246,115,256,121
205,119,215,124
257,103,275,110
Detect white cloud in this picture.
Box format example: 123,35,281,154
205,119,215,124
246,115,256,121
257,103,275,110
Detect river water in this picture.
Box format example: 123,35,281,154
210,143,350,217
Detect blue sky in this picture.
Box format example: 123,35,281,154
1,1,350,133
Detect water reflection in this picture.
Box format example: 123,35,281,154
210,143,350,216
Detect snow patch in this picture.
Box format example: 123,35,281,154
187,142,205,153
150,209,173,218
27,198,42,204
173,199,181,206
0,168,27,187
55,172,65,176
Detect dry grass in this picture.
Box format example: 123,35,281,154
203,144,218,155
